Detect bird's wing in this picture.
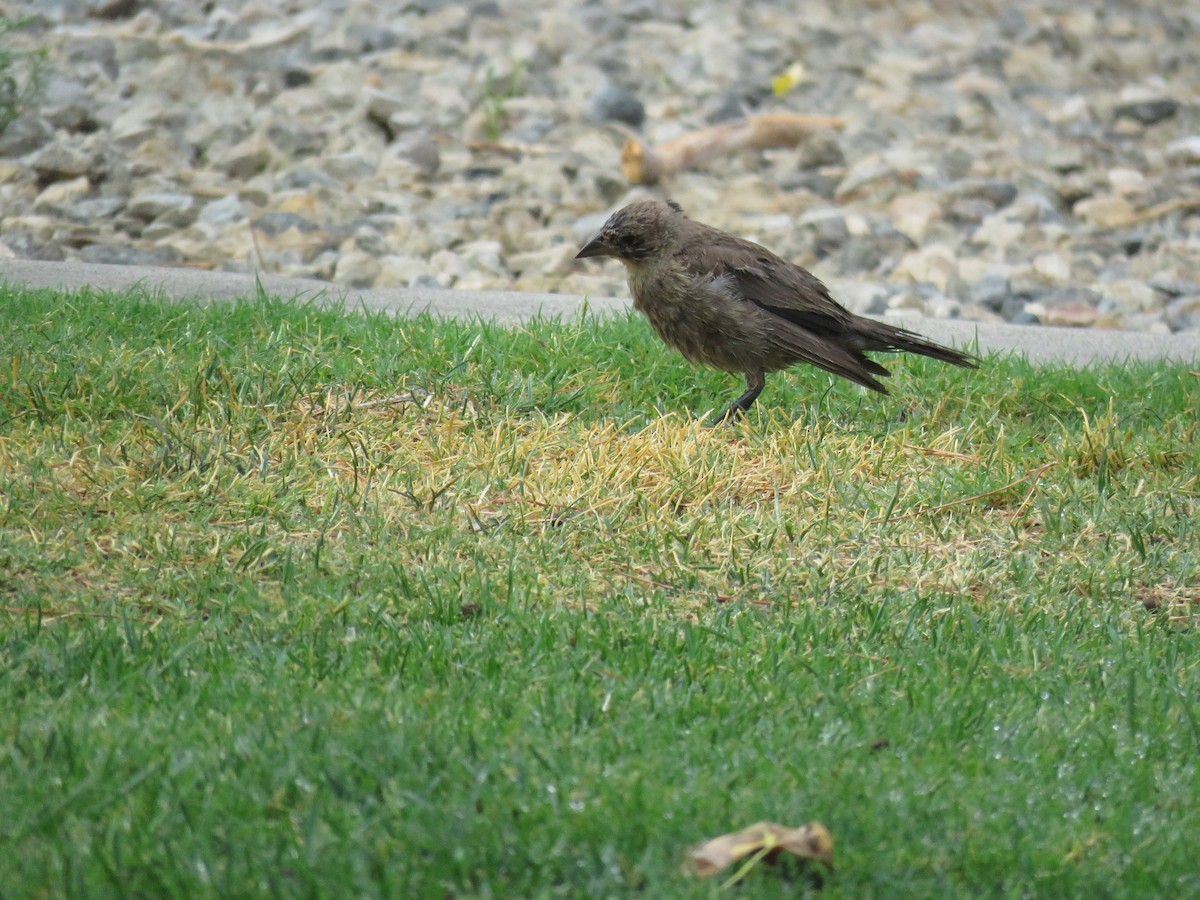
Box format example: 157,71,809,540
686,231,855,337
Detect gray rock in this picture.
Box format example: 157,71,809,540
110,103,189,149
0,229,67,261
127,192,196,226
572,211,612,241
586,83,645,128
830,231,912,277
831,280,889,316
707,92,751,124
997,8,1025,39
408,273,443,290
392,132,440,177
266,122,326,157
1113,97,1179,126
1164,136,1200,166
353,225,391,256
1046,146,1085,174
0,116,54,157
27,140,93,182
944,198,996,225
319,153,377,182
39,76,98,132
197,195,247,227
213,136,273,179
970,272,1011,311
1164,295,1200,332
796,133,845,170
251,211,321,237
947,177,1018,209
1018,192,1066,225
64,36,118,79
782,170,838,199
61,196,126,222
282,67,313,89
885,289,928,313
344,24,402,55
364,88,411,125
277,167,342,191
1009,307,1042,326
1148,275,1199,298
91,0,140,21
805,213,849,254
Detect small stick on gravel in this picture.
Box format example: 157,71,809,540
621,113,846,185
1109,197,1200,228
466,140,557,157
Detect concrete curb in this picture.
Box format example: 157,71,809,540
4,259,1199,366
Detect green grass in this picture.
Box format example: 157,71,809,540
1,283,1198,898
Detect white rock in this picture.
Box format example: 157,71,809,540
1100,280,1162,314
1073,195,1134,228
34,176,92,209
198,195,247,227
887,193,941,244
374,255,435,287
970,213,1025,250
893,244,958,292
507,243,576,278
1106,168,1146,196
1033,252,1071,284
333,249,382,287
1165,136,1200,166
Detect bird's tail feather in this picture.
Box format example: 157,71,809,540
770,319,977,395
859,320,979,369
771,330,893,393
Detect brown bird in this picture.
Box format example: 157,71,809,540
576,199,978,423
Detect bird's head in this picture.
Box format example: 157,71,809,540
575,199,687,264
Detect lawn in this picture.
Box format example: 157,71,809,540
1,283,1197,898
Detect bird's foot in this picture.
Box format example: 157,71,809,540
706,406,746,428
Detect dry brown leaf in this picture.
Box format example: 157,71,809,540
690,820,833,879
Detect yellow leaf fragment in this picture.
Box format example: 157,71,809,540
772,62,808,96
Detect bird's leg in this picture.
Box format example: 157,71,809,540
710,371,765,426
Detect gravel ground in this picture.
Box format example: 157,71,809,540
2,0,1199,331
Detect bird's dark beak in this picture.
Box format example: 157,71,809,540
575,232,613,260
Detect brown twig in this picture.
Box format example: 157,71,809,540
1109,197,1200,228
622,113,846,185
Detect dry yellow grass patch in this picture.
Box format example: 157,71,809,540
277,386,1059,610
5,375,1192,618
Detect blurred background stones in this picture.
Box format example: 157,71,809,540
1,0,1198,331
